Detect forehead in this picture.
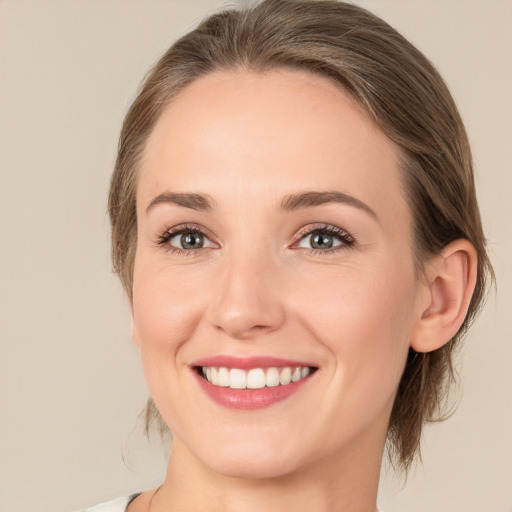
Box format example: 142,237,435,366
138,68,409,227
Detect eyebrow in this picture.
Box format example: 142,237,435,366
280,191,378,220
145,192,215,212
145,190,377,220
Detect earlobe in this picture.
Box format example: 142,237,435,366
410,239,478,353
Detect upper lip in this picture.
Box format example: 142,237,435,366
191,355,316,370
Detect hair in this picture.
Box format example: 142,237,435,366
108,0,493,473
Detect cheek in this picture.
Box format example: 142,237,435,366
131,265,208,426
294,262,417,393
131,263,207,355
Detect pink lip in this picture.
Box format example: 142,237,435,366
190,356,317,410
192,355,314,370
193,371,313,410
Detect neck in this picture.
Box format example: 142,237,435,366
151,433,383,512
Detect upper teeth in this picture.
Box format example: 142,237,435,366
202,366,311,389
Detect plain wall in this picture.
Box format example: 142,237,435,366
1,1,510,511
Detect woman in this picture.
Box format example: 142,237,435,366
84,0,493,510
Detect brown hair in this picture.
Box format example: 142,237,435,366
108,0,493,472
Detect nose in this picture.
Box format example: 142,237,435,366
205,251,286,340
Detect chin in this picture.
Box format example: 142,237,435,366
190,435,306,480
207,452,300,480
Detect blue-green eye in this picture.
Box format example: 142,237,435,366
158,226,215,252
171,232,205,250
301,231,338,249
297,226,353,251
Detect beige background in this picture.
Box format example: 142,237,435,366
1,1,510,511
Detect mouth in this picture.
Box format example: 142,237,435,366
195,365,315,389
191,356,318,409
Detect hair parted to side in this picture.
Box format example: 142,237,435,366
108,0,493,472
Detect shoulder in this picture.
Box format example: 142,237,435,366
75,494,140,512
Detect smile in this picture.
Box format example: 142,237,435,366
200,366,312,389
192,356,317,409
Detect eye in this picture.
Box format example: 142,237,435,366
296,225,354,252
157,225,216,253
171,231,206,250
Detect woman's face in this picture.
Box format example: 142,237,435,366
132,69,426,479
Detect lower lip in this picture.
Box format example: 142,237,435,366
193,370,313,410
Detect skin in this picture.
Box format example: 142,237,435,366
127,69,475,512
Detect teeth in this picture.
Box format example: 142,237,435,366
202,365,313,389
247,368,266,389
218,367,230,387
279,367,292,385
265,367,280,387
229,369,246,389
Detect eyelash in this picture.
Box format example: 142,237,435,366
155,223,355,256
155,224,213,256
293,224,355,255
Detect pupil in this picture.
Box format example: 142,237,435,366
311,232,333,249
181,232,203,249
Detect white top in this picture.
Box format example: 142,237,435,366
78,494,384,511
77,494,140,512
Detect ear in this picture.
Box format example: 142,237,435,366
410,239,478,353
